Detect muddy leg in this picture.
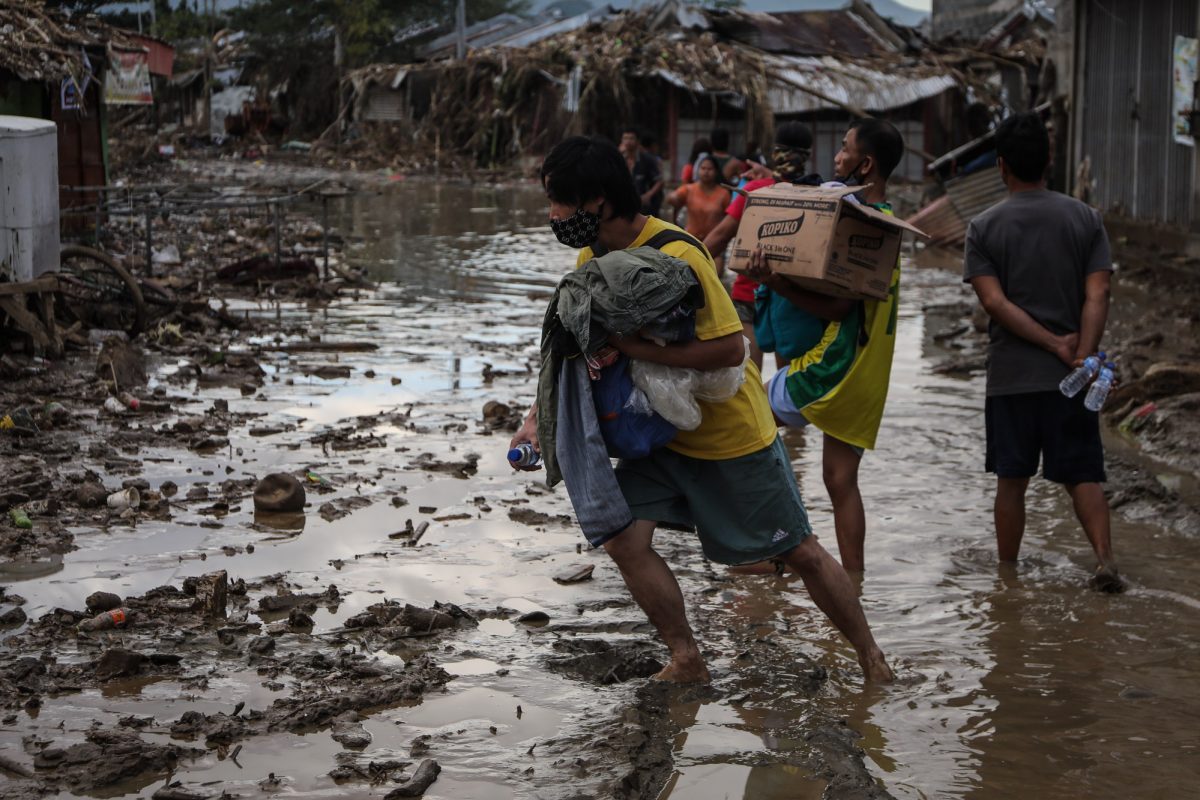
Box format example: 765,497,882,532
823,435,866,573
780,536,892,682
603,520,710,683
1065,482,1125,592
995,477,1030,562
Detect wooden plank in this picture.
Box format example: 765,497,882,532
34,291,63,358
0,277,59,297
0,296,51,354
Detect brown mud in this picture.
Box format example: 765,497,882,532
1,174,1198,799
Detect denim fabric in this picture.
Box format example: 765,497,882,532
555,358,634,546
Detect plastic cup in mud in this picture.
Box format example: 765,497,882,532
107,487,141,511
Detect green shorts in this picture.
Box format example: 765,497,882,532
613,436,812,565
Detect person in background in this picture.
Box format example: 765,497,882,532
963,112,1124,593
620,127,663,217
709,128,744,184
666,153,731,241
703,122,816,368
680,137,712,185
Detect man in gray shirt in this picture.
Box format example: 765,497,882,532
963,112,1124,592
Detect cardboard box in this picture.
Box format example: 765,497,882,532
728,183,927,300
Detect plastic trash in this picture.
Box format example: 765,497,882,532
1060,351,1106,397
103,397,125,414
508,443,541,468
77,607,134,632
9,508,32,529
629,336,749,431
106,487,141,511
305,471,331,486
117,392,140,411
1084,362,1115,412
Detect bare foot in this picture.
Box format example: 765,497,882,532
1089,565,1126,594
653,655,711,684
859,649,894,684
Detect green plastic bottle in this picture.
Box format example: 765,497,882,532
9,508,32,529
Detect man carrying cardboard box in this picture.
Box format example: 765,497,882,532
740,118,907,573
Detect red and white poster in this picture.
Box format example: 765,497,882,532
104,48,153,105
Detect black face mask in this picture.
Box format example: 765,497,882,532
551,204,602,249
836,158,868,184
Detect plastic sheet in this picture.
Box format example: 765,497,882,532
629,336,749,430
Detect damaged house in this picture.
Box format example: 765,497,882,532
343,0,1020,180
0,0,167,217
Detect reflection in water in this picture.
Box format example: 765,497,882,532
3,182,1197,799
252,510,307,533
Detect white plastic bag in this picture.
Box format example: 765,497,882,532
629,337,749,431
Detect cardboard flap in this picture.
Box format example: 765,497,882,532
765,181,868,199
843,201,930,238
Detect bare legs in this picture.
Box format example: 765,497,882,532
994,476,1124,591
994,476,1030,562
781,536,892,681
603,521,709,683
604,521,891,683
823,434,866,572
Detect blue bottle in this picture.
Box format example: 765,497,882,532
1084,362,1115,412
508,443,540,468
1060,351,1106,398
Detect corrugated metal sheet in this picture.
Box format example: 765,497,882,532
1080,0,1196,227
363,85,405,122
944,166,1006,222
905,168,1007,247
764,55,958,114
722,9,892,57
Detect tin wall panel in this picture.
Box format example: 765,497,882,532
1081,0,1196,226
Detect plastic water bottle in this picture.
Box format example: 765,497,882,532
77,607,134,632
1084,362,1115,412
1060,351,1106,397
508,443,540,468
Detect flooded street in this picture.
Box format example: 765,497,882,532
3,180,1199,800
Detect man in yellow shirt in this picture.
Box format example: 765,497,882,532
510,136,891,683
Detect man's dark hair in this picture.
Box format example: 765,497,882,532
710,128,730,151
541,136,641,221
775,121,813,150
994,112,1049,183
849,118,905,179
621,125,641,139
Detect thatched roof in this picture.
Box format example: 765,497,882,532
0,0,140,83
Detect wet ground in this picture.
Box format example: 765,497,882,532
2,179,1200,799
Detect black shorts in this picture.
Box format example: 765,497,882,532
985,391,1106,484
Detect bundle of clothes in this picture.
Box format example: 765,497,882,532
536,246,747,541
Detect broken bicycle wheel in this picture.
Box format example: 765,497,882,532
56,244,147,336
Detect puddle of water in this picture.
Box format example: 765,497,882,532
398,686,562,744
660,763,827,799
444,658,502,676
7,181,1200,800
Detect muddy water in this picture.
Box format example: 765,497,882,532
5,181,1200,799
